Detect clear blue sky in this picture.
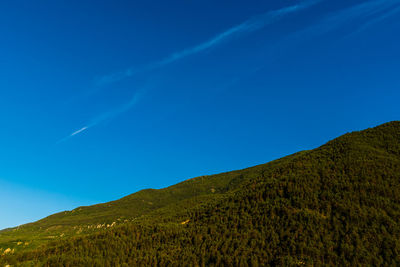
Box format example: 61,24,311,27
0,0,399,229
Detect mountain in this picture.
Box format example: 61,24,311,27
1,121,400,266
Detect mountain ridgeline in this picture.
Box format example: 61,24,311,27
1,121,400,266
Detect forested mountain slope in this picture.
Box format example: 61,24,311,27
1,121,400,266
0,149,272,249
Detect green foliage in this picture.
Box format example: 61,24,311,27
1,121,400,266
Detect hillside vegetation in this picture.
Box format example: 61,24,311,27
1,121,400,266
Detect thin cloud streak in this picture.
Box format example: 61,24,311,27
96,0,321,86
151,2,311,67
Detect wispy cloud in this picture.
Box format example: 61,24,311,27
95,0,400,87
293,0,400,39
61,0,400,143
347,0,400,36
96,0,321,86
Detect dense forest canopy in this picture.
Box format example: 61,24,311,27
1,121,399,266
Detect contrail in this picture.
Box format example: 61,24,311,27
70,126,89,136
96,0,321,86
57,89,143,143
57,125,92,144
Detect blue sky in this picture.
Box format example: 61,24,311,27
0,0,399,229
